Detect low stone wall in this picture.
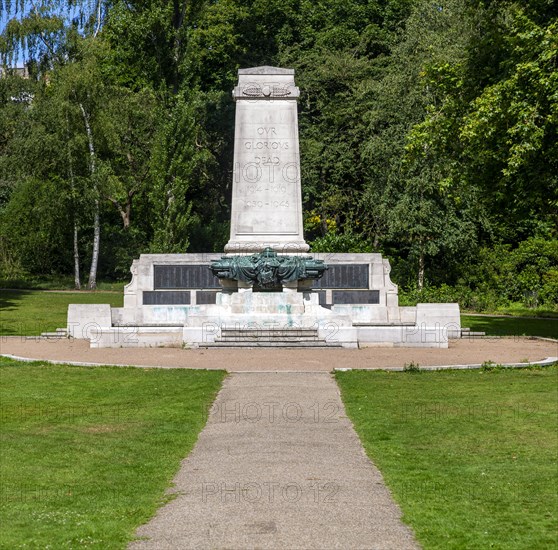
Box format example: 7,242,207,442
67,253,460,349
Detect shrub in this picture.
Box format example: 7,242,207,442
400,238,558,310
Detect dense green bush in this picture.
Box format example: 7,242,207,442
400,238,558,311
0,178,74,276
309,231,373,253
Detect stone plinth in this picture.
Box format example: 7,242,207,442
182,290,358,348
68,252,461,348
225,67,309,254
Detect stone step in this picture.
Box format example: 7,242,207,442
461,331,486,338
220,328,319,336
202,340,343,348
219,336,321,342
353,322,416,327
32,328,69,340
208,326,341,347
219,330,320,341
221,331,318,340
26,335,66,340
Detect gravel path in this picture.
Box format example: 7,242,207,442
129,372,419,550
1,336,556,371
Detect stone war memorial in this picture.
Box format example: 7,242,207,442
68,66,461,348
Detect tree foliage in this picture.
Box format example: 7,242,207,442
0,0,556,308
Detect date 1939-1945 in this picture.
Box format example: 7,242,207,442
243,200,290,208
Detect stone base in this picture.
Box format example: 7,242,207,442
67,252,461,349
89,326,183,349
68,292,459,349
224,240,310,254
357,325,450,348
182,290,358,348
67,304,112,339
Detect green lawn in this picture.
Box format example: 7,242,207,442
491,304,558,318
0,357,225,548
0,290,123,336
0,275,126,292
2,289,557,339
462,314,558,339
336,367,558,549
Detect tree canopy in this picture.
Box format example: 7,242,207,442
0,0,556,306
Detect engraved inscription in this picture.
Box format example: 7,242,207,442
154,265,220,289
332,290,380,304
312,265,369,289
234,163,298,186
254,156,279,164
228,71,304,240
244,141,289,150
244,184,287,194
242,200,290,208
257,126,277,136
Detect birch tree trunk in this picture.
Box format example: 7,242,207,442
89,203,100,290
418,248,425,291
67,116,81,290
73,225,81,290
107,192,134,229
80,103,100,290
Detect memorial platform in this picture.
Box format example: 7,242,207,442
67,251,460,348
67,66,460,349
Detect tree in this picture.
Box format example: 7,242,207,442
98,87,158,230
0,75,84,279
1,1,163,286
404,2,558,245
1,0,109,288
1,0,554,307
356,0,483,286
459,8,558,241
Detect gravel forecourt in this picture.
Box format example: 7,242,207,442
1,336,556,371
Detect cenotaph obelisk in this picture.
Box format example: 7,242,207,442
225,66,309,254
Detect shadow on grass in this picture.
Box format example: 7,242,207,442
462,315,558,339
0,290,33,336
0,276,126,291
1,289,123,336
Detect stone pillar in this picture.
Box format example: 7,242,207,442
225,66,309,255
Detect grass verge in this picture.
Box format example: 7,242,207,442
492,304,558,318
0,290,123,336
0,276,125,291
336,366,558,549
0,357,225,548
461,314,558,339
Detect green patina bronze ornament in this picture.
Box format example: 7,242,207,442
210,248,327,289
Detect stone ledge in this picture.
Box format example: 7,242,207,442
238,66,295,75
